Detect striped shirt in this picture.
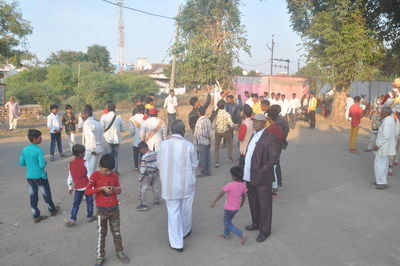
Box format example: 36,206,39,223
140,151,158,176
194,116,212,146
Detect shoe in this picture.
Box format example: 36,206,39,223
375,184,388,189
116,253,130,264
169,244,184,252
33,215,48,223
256,231,269,242
215,164,219,168
59,153,66,157
245,224,259,231
50,206,60,216
66,220,75,227
95,258,105,266
154,200,162,206
184,229,192,239
272,193,279,199
87,216,97,222
50,156,55,161
136,204,148,211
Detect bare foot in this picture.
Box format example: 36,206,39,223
241,234,248,245
219,234,230,240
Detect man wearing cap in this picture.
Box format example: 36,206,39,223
100,102,126,173
373,106,396,189
140,108,167,152
243,113,281,242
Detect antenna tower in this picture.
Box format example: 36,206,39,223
118,0,125,73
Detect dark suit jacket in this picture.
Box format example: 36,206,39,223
249,129,281,186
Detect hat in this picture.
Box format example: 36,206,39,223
393,78,400,88
251,113,267,121
148,108,159,115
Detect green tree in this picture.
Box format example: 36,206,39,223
287,0,383,121
0,0,33,66
45,50,86,65
46,65,76,99
173,0,249,88
86,44,113,73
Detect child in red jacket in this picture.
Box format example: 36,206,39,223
66,144,96,226
85,154,129,266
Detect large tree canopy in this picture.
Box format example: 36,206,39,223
0,0,32,66
287,0,384,121
172,0,249,88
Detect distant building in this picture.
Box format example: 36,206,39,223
0,64,20,83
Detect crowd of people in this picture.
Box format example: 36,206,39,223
17,85,321,266
347,78,400,190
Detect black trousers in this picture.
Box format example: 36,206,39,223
133,146,142,169
309,111,316,128
246,181,272,235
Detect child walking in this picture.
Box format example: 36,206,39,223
210,166,248,244
19,129,60,223
47,104,65,161
66,144,96,226
62,104,77,153
136,142,161,211
85,154,129,266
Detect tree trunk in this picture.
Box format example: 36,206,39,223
329,89,347,122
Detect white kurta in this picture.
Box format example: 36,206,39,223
289,98,301,114
157,134,199,249
374,115,396,185
82,117,104,171
100,111,126,144
140,117,167,152
281,99,291,116
129,114,144,147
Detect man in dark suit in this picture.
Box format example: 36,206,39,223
243,113,281,242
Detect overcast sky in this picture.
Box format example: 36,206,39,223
19,0,304,74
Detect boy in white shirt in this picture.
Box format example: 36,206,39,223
47,104,65,161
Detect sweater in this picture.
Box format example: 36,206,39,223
68,157,90,190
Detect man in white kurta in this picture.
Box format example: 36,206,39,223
140,109,167,152
81,106,104,173
157,120,199,251
345,95,354,121
373,106,396,189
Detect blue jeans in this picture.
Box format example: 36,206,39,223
198,144,211,175
70,190,94,221
224,209,243,238
167,113,176,134
50,132,63,155
27,178,57,218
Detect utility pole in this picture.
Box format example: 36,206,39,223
118,0,125,73
297,59,300,71
267,34,275,75
77,63,81,86
169,6,180,90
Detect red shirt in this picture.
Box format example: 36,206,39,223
103,108,109,114
238,123,247,141
349,104,363,127
267,123,283,144
85,171,120,207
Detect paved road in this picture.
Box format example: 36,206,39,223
1,122,400,266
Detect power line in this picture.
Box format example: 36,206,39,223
101,0,175,20
238,61,268,67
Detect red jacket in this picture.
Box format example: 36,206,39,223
69,157,89,190
85,171,120,207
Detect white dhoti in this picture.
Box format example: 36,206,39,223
375,154,389,185
9,117,18,130
165,192,194,249
68,132,76,151
367,133,377,150
85,151,101,173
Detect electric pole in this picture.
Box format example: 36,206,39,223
117,0,125,73
169,6,180,90
267,34,275,75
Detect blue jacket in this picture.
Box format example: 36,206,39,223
19,144,47,179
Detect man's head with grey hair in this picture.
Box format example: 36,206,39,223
171,119,185,137
381,106,392,120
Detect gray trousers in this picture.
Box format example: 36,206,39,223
104,143,120,172
139,173,161,204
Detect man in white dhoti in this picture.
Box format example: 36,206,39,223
81,106,104,173
157,120,199,252
140,108,167,152
373,106,396,189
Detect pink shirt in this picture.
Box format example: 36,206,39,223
223,181,248,211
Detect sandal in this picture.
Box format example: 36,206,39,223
66,220,75,227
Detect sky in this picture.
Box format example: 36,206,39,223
18,0,304,74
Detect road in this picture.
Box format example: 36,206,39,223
1,119,400,266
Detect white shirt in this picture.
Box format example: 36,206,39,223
214,87,223,110
67,160,93,191
82,117,104,156
129,114,144,147
375,115,396,156
245,98,254,107
281,99,291,116
140,117,167,151
164,95,178,114
100,111,126,144
157,134,199,200
78,113,96,129
270,99,278,106
346,97,354,110
47,113,62,133
289,98,301,114
243,128,265,182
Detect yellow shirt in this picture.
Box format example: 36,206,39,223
308,97,317,111
252,103,263,114
145,104,154,110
